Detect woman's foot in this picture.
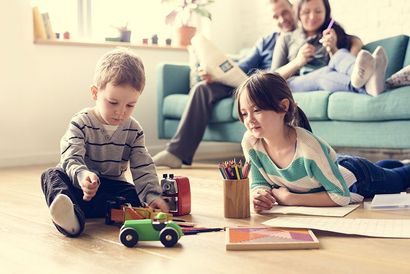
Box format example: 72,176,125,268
365,46,388,96
351,50,375,89
152,150,182,168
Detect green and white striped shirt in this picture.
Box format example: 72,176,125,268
242,127,363,205
58,108,161,204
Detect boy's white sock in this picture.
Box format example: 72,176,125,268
152,150,182,169
351,50,375,89
365,46,388,96
50,194,80,234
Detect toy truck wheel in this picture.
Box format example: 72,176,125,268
105,200,117,225
159,227,179,247
119,228,139,247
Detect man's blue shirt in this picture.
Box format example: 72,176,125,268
238,32,279,75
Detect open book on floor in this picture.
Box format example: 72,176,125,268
190,33,248,88
226,227,320,251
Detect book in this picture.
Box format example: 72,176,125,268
41,12,55,40
190,33,248,88
369,192,410,210
32,7,47,40
225,227,320,251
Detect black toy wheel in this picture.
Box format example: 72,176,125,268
105,200,117,225
160,227,179,247
119,228,139,247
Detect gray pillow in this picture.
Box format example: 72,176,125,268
386,65,410,88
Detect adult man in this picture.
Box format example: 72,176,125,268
153,0,297,168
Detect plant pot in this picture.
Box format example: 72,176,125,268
174,26,196,47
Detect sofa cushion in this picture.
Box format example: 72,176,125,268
163,94,235,123
363,35,409,79
328,87,410,121
293,91,331,120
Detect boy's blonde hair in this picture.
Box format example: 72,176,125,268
94,47,145,92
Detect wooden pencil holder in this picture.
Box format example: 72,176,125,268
223,178,250,218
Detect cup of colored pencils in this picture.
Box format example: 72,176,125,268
218,159,251,218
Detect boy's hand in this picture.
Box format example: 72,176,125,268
271,187,293,206
148,197,169,213
79,171,100,201
252,189,276,213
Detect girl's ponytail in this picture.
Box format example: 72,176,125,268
295,106,312,133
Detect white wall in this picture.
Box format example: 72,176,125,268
0,0,188,167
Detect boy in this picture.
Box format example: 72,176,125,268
41,48,168,237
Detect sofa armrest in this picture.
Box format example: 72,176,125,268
157,63,191,139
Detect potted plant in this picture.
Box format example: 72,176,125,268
162,0,215,47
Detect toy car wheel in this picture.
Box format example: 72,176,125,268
159,227,179,247
105,200,117,225
119,227,139,248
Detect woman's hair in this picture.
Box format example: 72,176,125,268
296,0,353,50
235,71,312,132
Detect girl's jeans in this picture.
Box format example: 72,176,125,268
337,156,410,198
288,49,365,93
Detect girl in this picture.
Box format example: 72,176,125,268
236,71,410,212
271,0,387,96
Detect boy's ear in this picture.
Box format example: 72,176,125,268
91,85,98,100
280,98,290,112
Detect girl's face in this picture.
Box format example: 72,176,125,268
239,89,287,140
92,82,140,125
299,0,326,36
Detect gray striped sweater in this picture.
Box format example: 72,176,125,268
58,108,161,204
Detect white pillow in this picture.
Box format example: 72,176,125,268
386,65,410,88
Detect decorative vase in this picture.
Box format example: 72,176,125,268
174,26,196,47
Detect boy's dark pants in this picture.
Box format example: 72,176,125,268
41,167,142,237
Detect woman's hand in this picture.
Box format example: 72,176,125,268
271,187,294,206
253,189,276,213
320,28,338,54
295,43,315,67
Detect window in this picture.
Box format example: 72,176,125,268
32,0,172,44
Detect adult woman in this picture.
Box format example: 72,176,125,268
271,0,387,96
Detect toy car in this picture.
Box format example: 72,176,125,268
119,213,183,248
105,197,172,225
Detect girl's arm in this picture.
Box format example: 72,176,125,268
349,36,363,56
272,187,339,206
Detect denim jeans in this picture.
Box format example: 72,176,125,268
288,49,365,93
336,155,410,198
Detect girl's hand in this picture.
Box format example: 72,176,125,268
149,197,170,213
271,187,294,206
79,171,100,201
320,28,338,54
252,189,276,213
295,43,315,67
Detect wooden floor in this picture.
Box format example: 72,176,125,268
1,163,410,274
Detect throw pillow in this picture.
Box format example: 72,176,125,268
386,65,410,88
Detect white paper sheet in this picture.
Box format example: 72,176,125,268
261,204,360,217
263,217,410,238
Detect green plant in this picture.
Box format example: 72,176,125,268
162,0,215,27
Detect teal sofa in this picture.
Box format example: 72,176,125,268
157,35,410,151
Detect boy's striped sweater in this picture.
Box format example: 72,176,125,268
57,108,162,204
242,127,363,205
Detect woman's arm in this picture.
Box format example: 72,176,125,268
349,36,363,56
274,44,315,79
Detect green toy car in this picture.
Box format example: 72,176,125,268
119,213,183,248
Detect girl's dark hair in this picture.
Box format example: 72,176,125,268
296,0,353,50
235,71,312,132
